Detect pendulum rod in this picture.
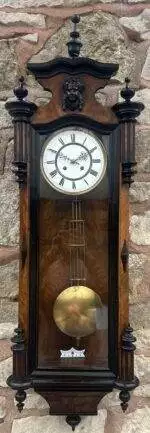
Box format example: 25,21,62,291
69,198,86,286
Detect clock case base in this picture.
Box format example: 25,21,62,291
34,391,107,416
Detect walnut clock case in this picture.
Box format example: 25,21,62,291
5,16,144,430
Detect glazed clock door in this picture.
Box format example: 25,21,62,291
29,125,118,373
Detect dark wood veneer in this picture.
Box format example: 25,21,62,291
35,391,107,415
38,198,108,369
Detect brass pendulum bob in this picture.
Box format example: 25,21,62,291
53,285,102,339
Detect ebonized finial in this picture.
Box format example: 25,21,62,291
121,77,135,103
67,15,82,59
121,324,136,351
119,389,130,413
12,327,25,344
14,76,28,101
66,414,81,431
10,327,28,412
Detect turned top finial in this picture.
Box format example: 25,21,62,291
67,15,82,59
121,77,135,103
14,76,28,101
71,14,80,25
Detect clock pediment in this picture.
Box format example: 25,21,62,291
28,56,118,81
30,73,118,127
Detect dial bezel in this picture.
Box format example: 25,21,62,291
40,126,107,195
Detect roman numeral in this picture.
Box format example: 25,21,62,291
84,179,89,186
71,133,76,143
59,138,65,145
47,148,57,153
92,159,101,163
72,181,76,190
89,169,98,177
83,137,87,145
46,161,55,164
59,177,65,186
50,170,57,178
90,146,97,154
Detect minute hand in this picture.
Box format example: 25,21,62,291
71,151,89,164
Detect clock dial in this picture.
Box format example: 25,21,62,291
41,127,107,195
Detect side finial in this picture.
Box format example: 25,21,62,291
67,15,82,59
121,77,135,103
14,76,28,101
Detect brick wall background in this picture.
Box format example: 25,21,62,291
0,1,150,432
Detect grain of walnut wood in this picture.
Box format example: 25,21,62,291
31,75,117,126
38,199,108,369
34,391,107,416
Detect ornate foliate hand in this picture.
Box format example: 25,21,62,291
70,151,89,165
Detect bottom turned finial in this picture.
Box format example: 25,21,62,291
119,389,130,412
66,415,81,430
15,389,26,412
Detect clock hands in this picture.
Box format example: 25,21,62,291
46,148,100,181
49,145,97,166
47,142,100,187
58,151,89,168
59,152,80,166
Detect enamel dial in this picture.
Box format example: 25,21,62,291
41,127,107,195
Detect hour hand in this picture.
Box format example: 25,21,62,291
59,152,70,162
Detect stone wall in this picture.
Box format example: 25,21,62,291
0,1,150,432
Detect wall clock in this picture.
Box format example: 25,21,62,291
5,15,144,431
